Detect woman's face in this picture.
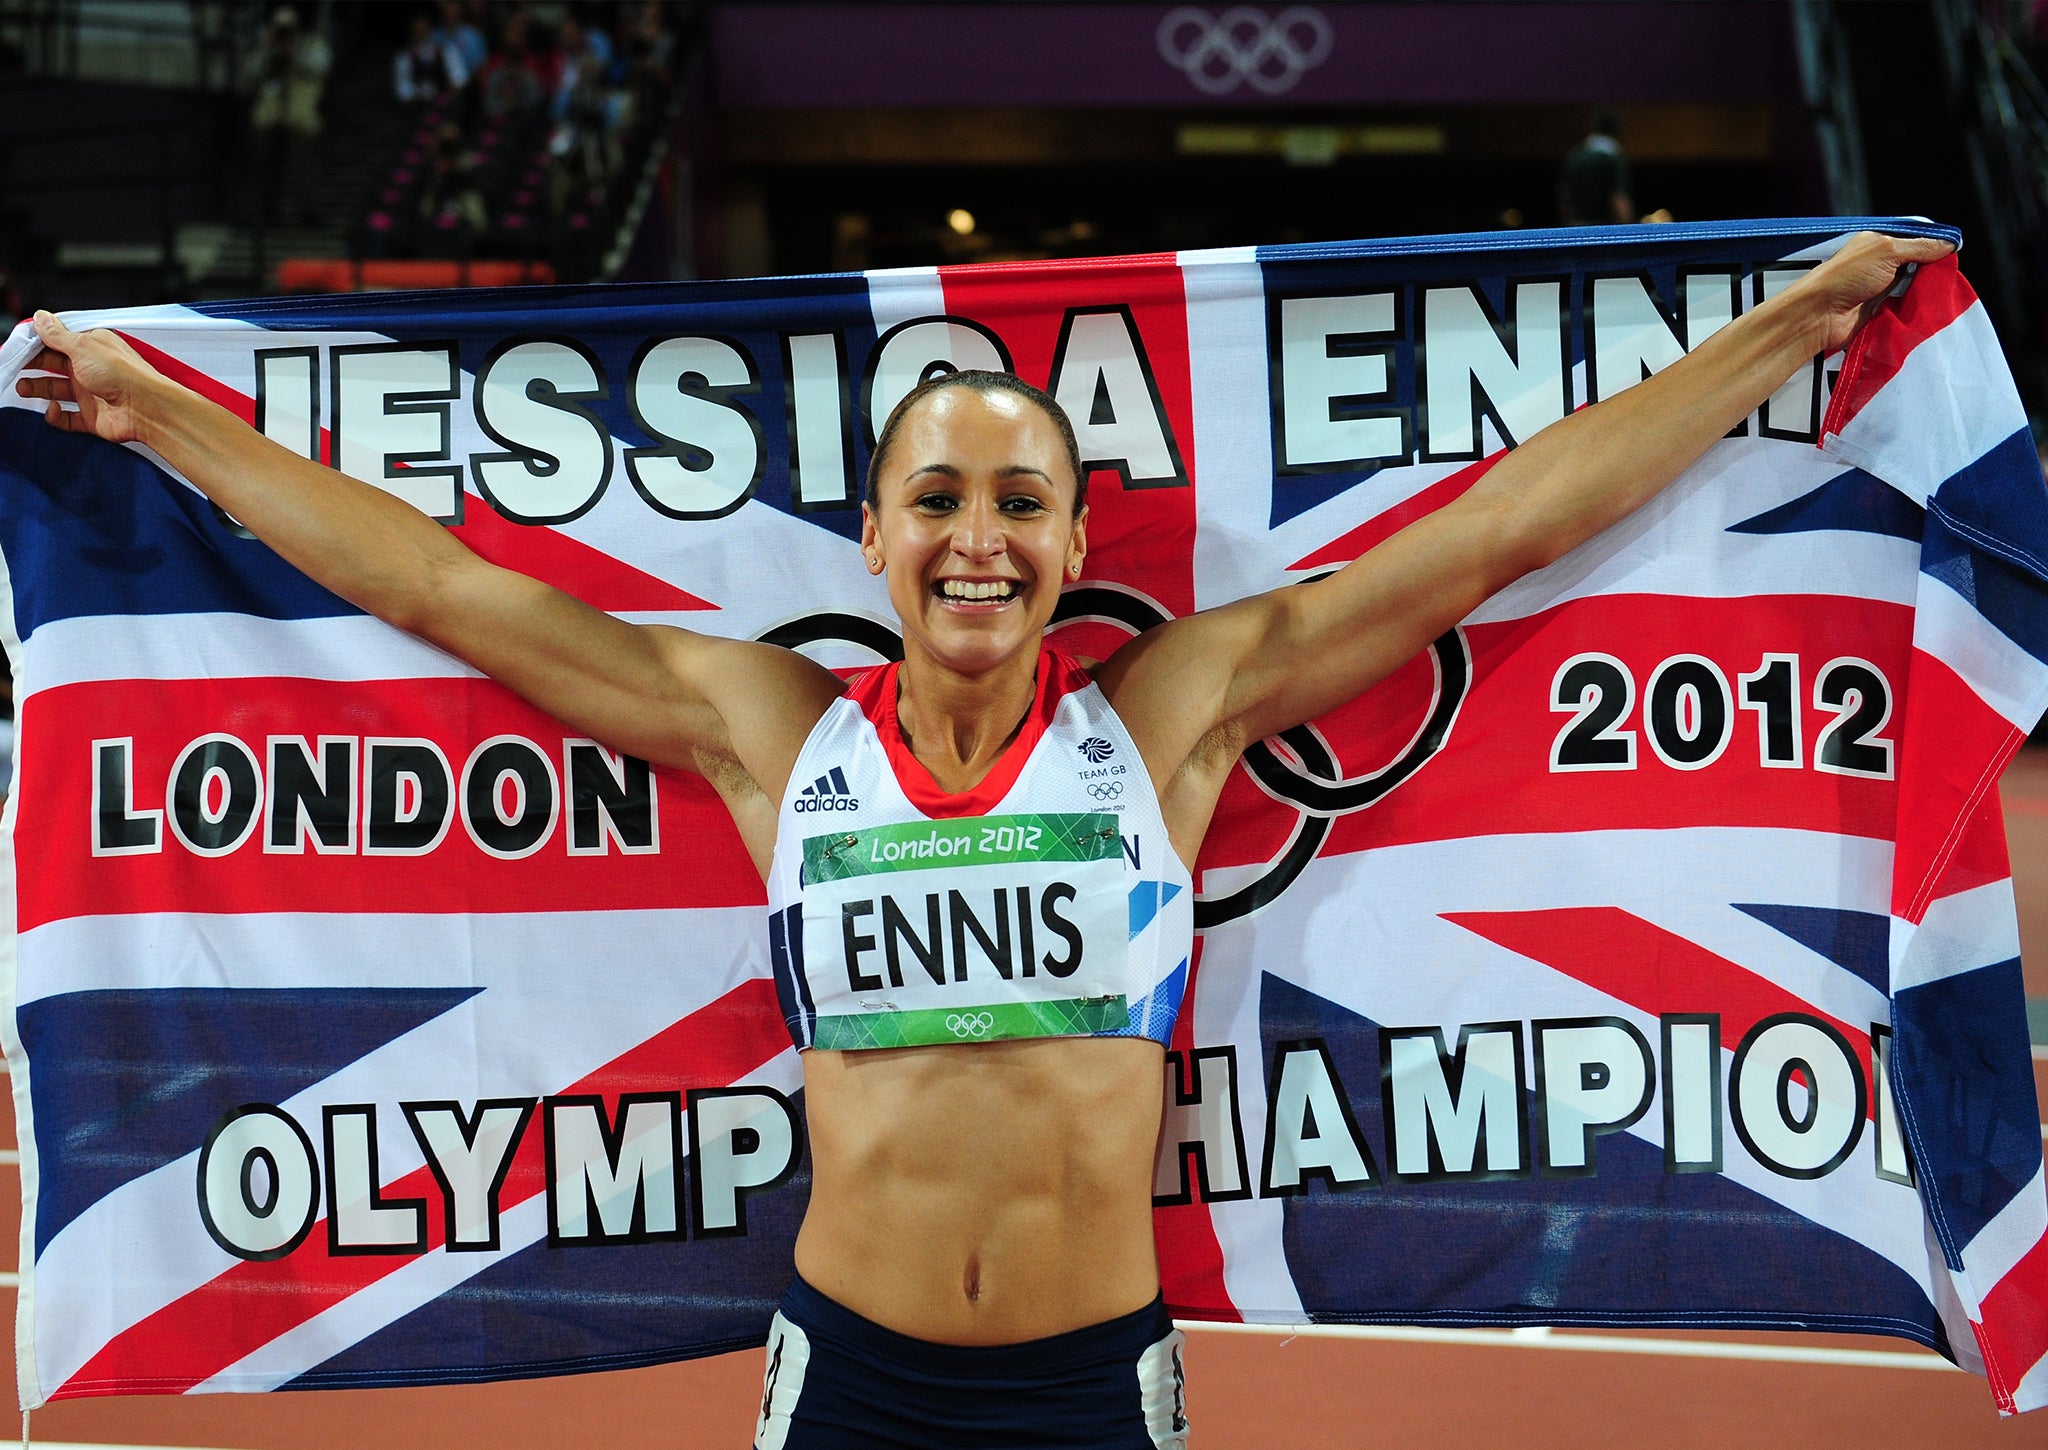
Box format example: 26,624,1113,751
861,387,1087,678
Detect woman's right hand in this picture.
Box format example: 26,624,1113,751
14,310,170,447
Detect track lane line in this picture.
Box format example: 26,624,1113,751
1178,1320,1961,1370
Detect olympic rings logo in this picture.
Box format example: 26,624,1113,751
946,1011,996,1039
1157,6,1333,96
1086,780,1124,801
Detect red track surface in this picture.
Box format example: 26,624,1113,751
13,755,2048,1448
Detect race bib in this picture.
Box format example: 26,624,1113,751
798,813,1128,1049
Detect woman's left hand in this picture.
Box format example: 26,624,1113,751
1786,231,1957,355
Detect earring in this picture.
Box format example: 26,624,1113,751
866,553,880,570
1069,561,1082,577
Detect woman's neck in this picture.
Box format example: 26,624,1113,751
894,641,1043,793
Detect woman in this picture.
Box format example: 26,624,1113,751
18,230,1948,1448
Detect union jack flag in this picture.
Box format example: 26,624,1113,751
1,219,2043,1412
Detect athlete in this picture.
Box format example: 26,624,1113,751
18,230,1947,1448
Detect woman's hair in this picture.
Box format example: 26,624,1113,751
864,369,1087,514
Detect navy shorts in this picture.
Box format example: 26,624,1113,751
752,1276,1190,1449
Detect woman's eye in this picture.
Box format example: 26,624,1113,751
913,493,959,512
1000,496,1048,514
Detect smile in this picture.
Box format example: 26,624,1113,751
935,579,1020,605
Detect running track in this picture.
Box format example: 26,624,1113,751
13,754,2048,1449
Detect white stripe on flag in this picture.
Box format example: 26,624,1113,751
1956,1163,2047,1318
17,906,762,1002
865,265,945,337
1471,439,1919,624
1180,246,1279,613
1913,570,2048,732
1825,301,2029,502
1890,879,2024,994
19,612,480,697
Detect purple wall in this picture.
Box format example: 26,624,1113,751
713,2,1797,109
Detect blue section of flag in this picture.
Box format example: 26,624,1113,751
282,1091,810,1387
1734,904,1892,994
1726,469,1925,542
21,986,478,1257
1923,515,2048,671
1259,973,1945,1344
0,410,356,639
194,274,883,543
1890,958,2038,1262
1929,427,2048,584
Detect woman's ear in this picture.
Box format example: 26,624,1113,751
1065,505,1088,580
860,503,883,574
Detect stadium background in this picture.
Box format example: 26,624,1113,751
0,1,2044,1445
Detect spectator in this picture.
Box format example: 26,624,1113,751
550,16,616,124
1558,112,1635,226
251,6,331,225
549,50,620,208
394,11,468,106
417,120,488,239
621,1,675,116
436,0,488,79
477,8,549,122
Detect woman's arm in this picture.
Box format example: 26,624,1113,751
1100,230,1955,783
15,312,840,791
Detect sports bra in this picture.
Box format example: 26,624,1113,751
765,648,1192,1052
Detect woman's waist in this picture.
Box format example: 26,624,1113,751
792,1184,1162,1344
796,1037,1166,1339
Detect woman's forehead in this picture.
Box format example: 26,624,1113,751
886,388,1070,473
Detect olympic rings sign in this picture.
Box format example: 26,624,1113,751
946,1011,996,1039
1157,6,1334,96
1087,780,1124,801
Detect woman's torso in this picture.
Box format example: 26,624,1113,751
763,649,1194,1341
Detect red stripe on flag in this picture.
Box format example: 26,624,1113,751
55,976,791,1398
449,493,715,613
1974,1230,2048,1416
1443,906,1878,1116
1821,255,1974,443
123,334,258,428
1287,453,1503,572
1276,593,1910,868
1891,645,2025,923
17,676,763,930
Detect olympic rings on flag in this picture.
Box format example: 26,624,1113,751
1087,780,1125,800
1156,6,1334,96
946,1011,996,1039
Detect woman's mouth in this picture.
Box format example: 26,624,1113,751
934,578,1021,609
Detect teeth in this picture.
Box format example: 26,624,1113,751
941,580,1017,600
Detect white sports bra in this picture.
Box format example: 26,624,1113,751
765,649,1192,1051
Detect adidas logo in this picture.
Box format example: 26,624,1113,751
794,766,859,813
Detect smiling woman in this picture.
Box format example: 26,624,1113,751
11,229,1948,1450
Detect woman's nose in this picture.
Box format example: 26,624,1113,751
950,498,1006,558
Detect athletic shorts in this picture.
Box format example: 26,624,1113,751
752,1275,1190,1449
